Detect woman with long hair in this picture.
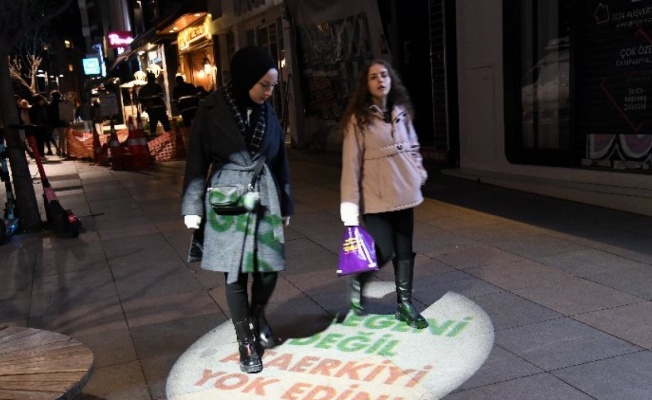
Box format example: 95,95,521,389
340,59,429,329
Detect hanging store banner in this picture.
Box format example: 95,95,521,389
285,0,390,121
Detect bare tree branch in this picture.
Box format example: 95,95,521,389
0,0,78,232
8,57,34,93
8,26,48,94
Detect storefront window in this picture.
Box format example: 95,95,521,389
504,0,573,166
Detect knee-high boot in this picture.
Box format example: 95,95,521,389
349,271,373,315
349,275,364,315
393,254,428,329
250,303,275,349
233,319,263,373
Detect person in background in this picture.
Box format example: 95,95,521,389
14,95,22,115
18,99,30,125
138,72,171,137
74,100,83,121
91,100,103,136
47,90,64,156
182,46,293,374
173,75,200,127
339,59,429,329
196,85,210,101
18,99,35,159
28,94,50,158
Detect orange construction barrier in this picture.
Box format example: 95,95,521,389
125,114,150,170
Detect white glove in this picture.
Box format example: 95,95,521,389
340,202,359,226
184,215,202,229
282,216,290,226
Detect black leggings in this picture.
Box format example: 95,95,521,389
361,208,414,276
225,272,278,322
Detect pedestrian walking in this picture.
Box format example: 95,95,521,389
28,94,51,158
173,75,200,127
91,100,103,135
18,99,31,125
14,95,22,115
181,46,293,374
339,59,429,329
47,90,64,156
18,99,35,159
138,72,171,137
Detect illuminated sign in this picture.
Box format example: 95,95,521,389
107,31,133,48
166,282,495,399
178,17,212,51
82,58,101,75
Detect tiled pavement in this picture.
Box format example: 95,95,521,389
1,149,651,399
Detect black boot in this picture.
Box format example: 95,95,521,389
393,254,428,329
233,319,263,373
350,271,374,315
250,303,275,349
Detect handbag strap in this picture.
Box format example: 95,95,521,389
247,156,266,191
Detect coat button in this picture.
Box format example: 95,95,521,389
397,144,403,150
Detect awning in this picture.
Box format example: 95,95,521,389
109,1,207,73
109,28,171,73
155,0,208,35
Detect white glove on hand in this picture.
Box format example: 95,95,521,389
184,215,202,229
282,216,290,226
340,202,359,226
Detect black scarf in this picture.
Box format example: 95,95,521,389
223,84,266,153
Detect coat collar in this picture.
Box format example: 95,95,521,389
203,88,272,162
369,104,408,124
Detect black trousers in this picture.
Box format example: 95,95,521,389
27,127,48,158
180,109,197,127
146,108,171,135
360,208,415,279
225,272,278,322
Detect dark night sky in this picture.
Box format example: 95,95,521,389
51,2,85,51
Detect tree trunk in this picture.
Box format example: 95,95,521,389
0,48,42,232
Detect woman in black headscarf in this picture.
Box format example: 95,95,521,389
182,46,294,374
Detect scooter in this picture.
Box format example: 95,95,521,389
25,127,81,238
0,128,19,243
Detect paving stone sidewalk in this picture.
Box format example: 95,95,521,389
1,150,650,400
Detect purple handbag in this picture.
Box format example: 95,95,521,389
337,226,379,276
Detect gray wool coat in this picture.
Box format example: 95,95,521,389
181,87,294,283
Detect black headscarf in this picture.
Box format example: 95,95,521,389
229,46,276,108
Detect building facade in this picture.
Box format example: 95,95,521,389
453,0,652,216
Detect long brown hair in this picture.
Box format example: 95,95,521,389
339,59,413,133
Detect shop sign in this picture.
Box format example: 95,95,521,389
99,93,119,117
107,31,133,48
178,18,212,51
234,0,266,16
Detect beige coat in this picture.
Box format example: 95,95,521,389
341,105,427,215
